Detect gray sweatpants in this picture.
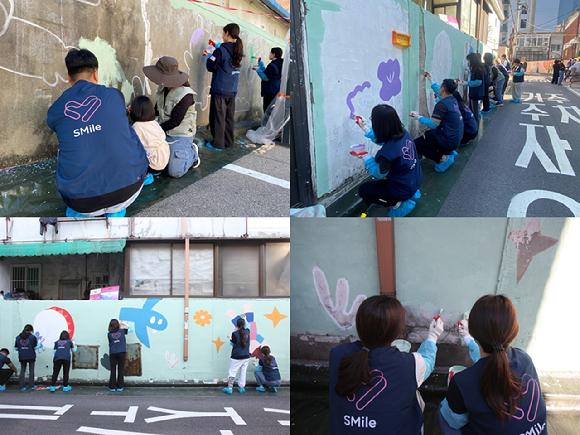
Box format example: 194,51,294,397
512,82,522,101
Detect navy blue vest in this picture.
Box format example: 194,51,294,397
108,329,127,355
458,102,478,136
434,97,464,148
15,334,37,361
0,353,9,368
468,66,486,99
210,44,241,97
513,65,525,83
230,329,250,360
376,130,422,199
260,356,281,381
451,348,546,435
261,58,283,95
47,81,148,210
54,339,73,362
483,64,491,85
329,341,423,434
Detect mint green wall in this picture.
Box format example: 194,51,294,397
304,0,482,199
0,298,289,382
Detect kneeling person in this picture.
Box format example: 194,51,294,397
47,49,149,217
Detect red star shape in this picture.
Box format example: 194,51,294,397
508,218,558,283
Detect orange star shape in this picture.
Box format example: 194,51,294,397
263,307,288,328
212,337,225,353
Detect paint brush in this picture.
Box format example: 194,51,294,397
434,308,443,321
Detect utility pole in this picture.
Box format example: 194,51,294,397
513,0,521,60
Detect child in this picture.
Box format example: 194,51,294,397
50,331,77,392
254,346,281,392
223,318,250,394
14,324,38,391
509,58,525,103
130,95,171,185
438,295,547,434
0,348,18,391
206,23,244,150
329,296,444,434
108,319,129,392
256,47,284,112
354,105,422,217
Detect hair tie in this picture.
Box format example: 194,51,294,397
361,347,370,352
492,343,505,352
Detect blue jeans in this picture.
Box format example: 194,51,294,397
254,370,281,388
495,78,505,104
166,135,198,178
558,71,565,85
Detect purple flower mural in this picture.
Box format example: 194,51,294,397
377,59,402,101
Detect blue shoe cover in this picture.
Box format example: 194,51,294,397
222,388,233,394
387,199,416,217
238,388,246,393
256,387,266,392
451,150,458,157
66,207,92,218
63,386,72,392
109,388,116,392
206,142,224,151
481,109,492,114
411,190,421,200
514,100,522,104
49,386,55,392
0,386,7,391
104,209,126,218
434,154,455,172
143,173,154,186
270,387,278,392
116,388,124,392
20,387,27,391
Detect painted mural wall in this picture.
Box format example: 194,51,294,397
0,0,287,168
304,0,482,200
0,297,290,382
291,217,580,372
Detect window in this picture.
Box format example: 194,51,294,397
127,241,290,297
10,264,41,296
90,273,110,290
552,44,561,51
520,19,527,29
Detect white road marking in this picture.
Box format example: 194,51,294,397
278,420,290,426
566,87,580,98
264,408,290,415
0,404,73,420
546,126,575,176
145,406,246,425
555,105,580,124
220,432,234,435
508,190,580,217
521,113,549,121
78,427,167,435
91,406,139,423
516,124,559,173
223,164,290,189
0,414,60,420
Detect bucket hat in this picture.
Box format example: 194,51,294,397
143,56,189,87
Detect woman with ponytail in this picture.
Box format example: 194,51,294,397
205,23,244,150
254,345,281,392
14,324,38,391
329,296,444,434
438,295,547,434
223,317,250,394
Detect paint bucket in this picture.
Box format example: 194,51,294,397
392,339,412,352
448,365,467,386
350,144,367,157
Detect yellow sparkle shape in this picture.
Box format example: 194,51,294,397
193,310,212,327
212,336,225,353
263,306,288,328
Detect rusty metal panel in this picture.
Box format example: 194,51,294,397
124,343,142,377
72,345,99,370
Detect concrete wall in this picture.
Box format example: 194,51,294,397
291,218,580,373
0,0,287,168
0,297,290,382
303,0,484,201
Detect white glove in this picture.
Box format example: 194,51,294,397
458,319,473,345
409,111,420,119
355,116,370,133
424,72,434,84
427,317,444,343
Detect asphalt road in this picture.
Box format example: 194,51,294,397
439,77,580,217
0,386,289,435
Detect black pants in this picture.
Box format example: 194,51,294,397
263,93,277,112
461,130,478,145
482,89,491,111
109,352,126,390
52,360,70,387
209,96,235,149
358,179,405,207
414,130,454,163
469,98,480,123
0,368,14,385
19,361,35,389
502,78,509,93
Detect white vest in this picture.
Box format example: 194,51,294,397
156,86,197,137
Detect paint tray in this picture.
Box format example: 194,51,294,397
392,31,411,47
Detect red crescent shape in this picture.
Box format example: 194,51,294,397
48,307,75,339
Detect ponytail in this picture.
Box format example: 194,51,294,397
237,318,247,348
20,324,33,339
261,346,272,365
335,347,373,397
223,23,243,68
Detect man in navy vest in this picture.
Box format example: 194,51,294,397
47,49,149,217
0,348,18,390
256,47,284,112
